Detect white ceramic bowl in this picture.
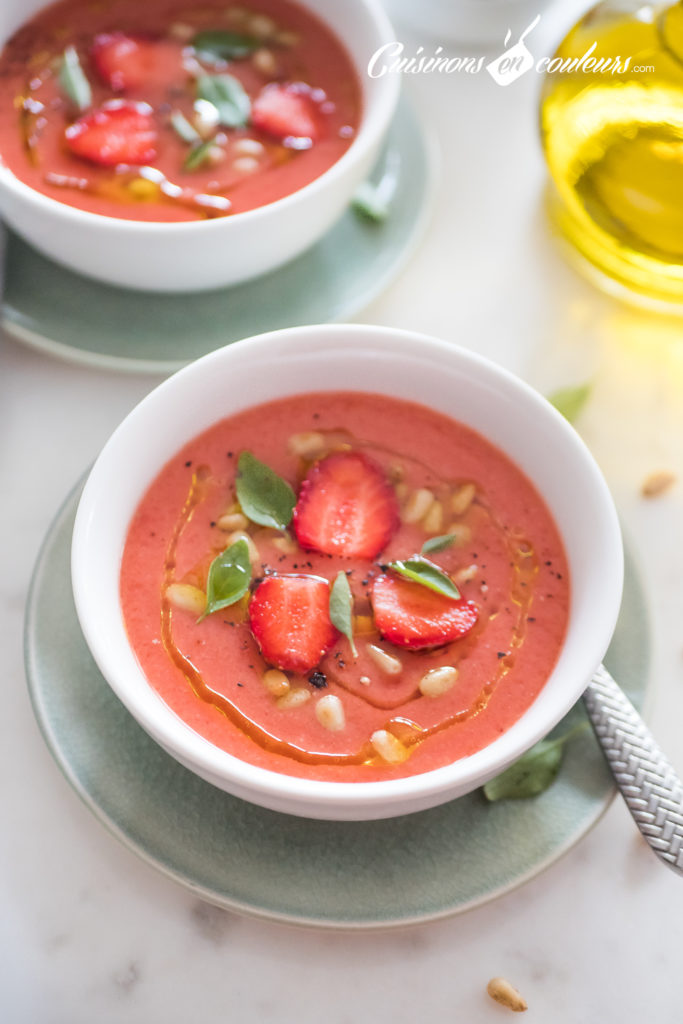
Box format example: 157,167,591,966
0,0,399,292
71,324,624,820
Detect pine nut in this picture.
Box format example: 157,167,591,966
367,644,402,676
276,687,311,709
166,582,206,616
419,665,458,698
446,522,472,546
287,430,325,458
315,694,345,732
217,512,248,532
641,469,677,498
455,564,478,585
262,669,290,698
486,978,527,1012
193,98,220,137
274,29,299,46
451,482,476,516
422,499,443,534
169,21,194,40
402,488,434,524
272,534,297,554
359,675,371,686
248,13,277,38
225,530,260,564
252,47,278,75
233,137,265,157
233,156,259,174
370,729,409,764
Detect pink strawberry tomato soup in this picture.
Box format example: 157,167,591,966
0,0,361,221
120,392,570,782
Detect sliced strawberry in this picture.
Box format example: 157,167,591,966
250,83,321,143
65,101,157,166
371,574,478,650
293,451,399,560
248,574,339,674
92,32,156,92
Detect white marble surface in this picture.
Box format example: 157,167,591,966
3,3,683,1020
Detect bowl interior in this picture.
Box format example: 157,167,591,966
72,325,624,818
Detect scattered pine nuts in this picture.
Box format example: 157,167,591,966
274,29,299,46
455,564,478,585
446,522,472,546
402,488,435,524
168,21,194,40
451,482,476,516
359,675,372,686
486,977,528,1013
233,156,259,174
233,137,265,157
370,729,409,764
422,499,444,534
419,665,458,698
247,13,277,38
277,687,311,709
315,694,346,732
193,98,220,137
366,644,403,676
252,47,278,75
287,431,326,458
641,470,677,498
225,530,260,564
217,512,248,532
262,668,290,698
166,582,206,617
272,534,297,554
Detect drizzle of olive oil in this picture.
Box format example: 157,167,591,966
540,1,683,307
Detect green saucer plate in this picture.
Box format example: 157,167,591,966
25,485,650,929
2,99,435,374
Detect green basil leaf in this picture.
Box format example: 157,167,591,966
482,737,565,801
59,45,92,112
196,73,251,127
421,534,456,555
388,555,461,600
329,571,357,657
192,29,260,63
171,109,201,144
352,180,390,223
183,138,221,171
199,538,252,621
236,451,296,531
548,382,591,423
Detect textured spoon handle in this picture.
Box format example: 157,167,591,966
583,664,683,875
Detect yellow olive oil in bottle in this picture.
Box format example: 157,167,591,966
540,1,683,307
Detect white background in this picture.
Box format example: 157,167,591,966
2,1,683,1019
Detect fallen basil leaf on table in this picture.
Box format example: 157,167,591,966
482,723,588,800
352,180,391,223
329,571,357,657
198,538,252,621
236,451,296,531
387,555,461,599
548,382,592,423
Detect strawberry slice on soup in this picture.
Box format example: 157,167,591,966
251,82,323,143
293,451,399,560
248,574,339,674
65,101,158,166
371,573,479,650
92,32,159,92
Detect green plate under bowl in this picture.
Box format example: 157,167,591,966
2,98,434,374
25,485,650,929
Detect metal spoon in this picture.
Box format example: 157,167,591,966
583,663,683,875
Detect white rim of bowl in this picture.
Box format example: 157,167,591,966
72,324,624,815
0,0,399,233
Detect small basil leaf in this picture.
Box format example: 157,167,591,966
59,45,92,112
192,29,260,63
548,383,591,423
483,737,565,801
329,571,357,657
421,534,456,555
352,180,390,223
236,451,296,531
171,109,201,144
388,556,461,600
196,73,251,127
199,538,252,621
183,138,221,171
